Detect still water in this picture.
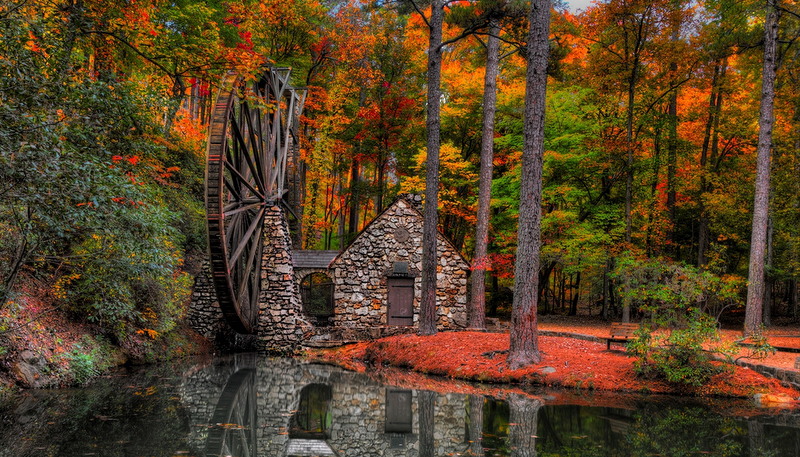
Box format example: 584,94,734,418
1,355,799,457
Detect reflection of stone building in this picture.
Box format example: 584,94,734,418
178,357,470,457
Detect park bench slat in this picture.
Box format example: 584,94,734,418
606,322,640,350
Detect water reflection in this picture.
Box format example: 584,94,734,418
1,355,800,457
204,367,257,457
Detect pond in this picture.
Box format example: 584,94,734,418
1,354,799,457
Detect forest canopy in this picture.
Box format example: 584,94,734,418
0,0,798,348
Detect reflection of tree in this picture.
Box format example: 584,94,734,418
508,395,542,457
624,405,745,457
419,390,436,457
465,395,485,456
204,368,258,457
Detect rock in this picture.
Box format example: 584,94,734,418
19,350,38,364
754,393,797,407
12,361,44,388
539,366,557,374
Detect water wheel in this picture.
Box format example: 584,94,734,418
206,69,305,334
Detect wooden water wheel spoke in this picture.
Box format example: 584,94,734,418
241,101,269,185
230,112,266,193
223,160,263,201
206,69,305,334
228,206,266,269
223,201,263,218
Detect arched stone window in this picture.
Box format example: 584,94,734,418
300,272,334,321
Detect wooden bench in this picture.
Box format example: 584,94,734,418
606,322,640,350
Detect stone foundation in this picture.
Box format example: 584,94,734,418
189,206,310,351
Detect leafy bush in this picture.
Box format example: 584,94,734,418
628,310,734,386
63,336,116,385
614,255,741,386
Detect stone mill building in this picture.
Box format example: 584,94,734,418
190,194,470,349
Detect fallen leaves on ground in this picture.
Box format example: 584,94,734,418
307,330,800,400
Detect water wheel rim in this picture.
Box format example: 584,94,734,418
206,74,268,334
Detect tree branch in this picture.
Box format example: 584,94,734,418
405,0,431,29
80,29,178,83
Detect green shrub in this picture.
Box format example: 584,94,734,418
628,311,733,386
614,254,742,386
63,336,116,385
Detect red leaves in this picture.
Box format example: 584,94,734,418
314,323,800,398
111,155,139,166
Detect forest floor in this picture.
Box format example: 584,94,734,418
306,315,800,403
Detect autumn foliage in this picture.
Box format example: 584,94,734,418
310,329,800,399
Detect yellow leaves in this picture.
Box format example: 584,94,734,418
54,273,81,300
133,386,158,396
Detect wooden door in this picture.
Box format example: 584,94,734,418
387,276,414,326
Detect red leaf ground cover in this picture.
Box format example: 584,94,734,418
308,329,800,400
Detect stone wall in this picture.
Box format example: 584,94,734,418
188,206,309,351
255,205,310,350
331,197,469,330
188,261,226,340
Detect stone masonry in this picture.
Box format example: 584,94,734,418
189,205,310,351
330,196,469,330
190,196,470,349
256,205,311,350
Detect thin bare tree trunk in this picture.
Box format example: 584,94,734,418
744,0,779,336
469,20,501,330
508,0,550,369
420,0,445,336
698,60,726,267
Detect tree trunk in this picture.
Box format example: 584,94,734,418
468,20,501,330
348,158,360,237
698,60,726,267
508,0,550,369
569,271,581,316
763,215,774,326
744,0,779,337
420,0,445,336
666,80,678,254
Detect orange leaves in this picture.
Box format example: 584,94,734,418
25,30,46,55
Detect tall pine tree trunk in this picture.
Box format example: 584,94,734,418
744,0,779,337
420,0,445,336
469,19,501,330
508,0,550,369
419,390,436,457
